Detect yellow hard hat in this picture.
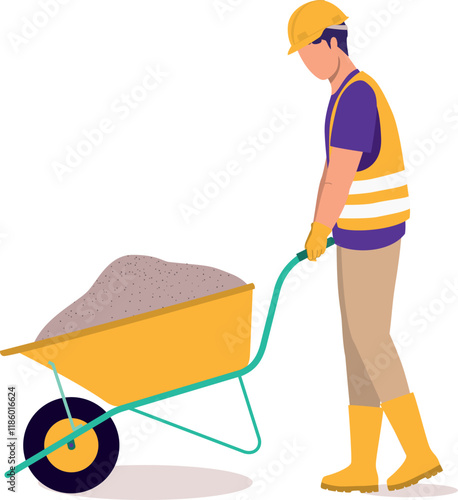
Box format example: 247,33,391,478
288,0,348,55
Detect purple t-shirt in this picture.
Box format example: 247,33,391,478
325,69,405,250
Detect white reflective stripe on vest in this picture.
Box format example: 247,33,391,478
349,172,408,195
340,197,410,219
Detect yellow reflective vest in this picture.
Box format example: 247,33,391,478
329,71,410,231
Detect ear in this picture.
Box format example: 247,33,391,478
330,37,339,50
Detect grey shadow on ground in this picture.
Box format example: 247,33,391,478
40,465,252,499
370,484,458,497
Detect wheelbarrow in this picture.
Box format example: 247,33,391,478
1,239,334,493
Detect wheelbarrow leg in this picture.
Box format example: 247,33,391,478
131,376,261,454
238,376,262,453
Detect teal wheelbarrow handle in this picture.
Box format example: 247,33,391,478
296,237,335,262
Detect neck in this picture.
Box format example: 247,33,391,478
329,55,357,94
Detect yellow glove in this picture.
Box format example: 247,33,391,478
305,222,331,261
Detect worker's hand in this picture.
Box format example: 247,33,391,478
305,222,332,261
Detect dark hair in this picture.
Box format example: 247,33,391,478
312,22,348,55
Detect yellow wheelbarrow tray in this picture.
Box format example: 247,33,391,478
1,240,334,488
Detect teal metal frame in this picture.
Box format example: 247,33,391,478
4,239,334,479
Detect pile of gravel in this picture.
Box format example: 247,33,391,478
36,255,246,341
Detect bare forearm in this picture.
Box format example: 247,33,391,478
313,148,363,229
315,180,352,229
313,161,327,220
305,149,362,261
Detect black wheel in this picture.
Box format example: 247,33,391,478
23,397,119,493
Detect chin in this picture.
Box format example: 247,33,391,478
313,72,331,80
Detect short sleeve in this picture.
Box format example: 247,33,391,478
331,81,377,153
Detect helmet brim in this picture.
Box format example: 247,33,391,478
288,28,325,55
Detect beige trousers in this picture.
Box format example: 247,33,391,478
337,239,409,406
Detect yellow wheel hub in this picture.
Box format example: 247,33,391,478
44,418,99,473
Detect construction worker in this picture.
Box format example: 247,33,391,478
288,0,442,493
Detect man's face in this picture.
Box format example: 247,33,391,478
298,38,340,80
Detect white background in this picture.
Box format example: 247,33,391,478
1,0,458,498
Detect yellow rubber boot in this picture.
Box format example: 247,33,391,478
382,392,442,491
321,405,382,493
